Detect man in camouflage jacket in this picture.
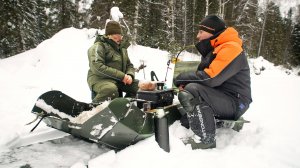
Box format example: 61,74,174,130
87,21,138,103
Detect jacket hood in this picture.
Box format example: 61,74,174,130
94,35,106,43
210,27,242,48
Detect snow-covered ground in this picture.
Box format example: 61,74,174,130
0,28,299,168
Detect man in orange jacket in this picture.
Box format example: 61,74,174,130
174,15,252,149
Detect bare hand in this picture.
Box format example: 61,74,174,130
122,74,133,85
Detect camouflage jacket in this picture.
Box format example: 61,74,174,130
87,35,135,89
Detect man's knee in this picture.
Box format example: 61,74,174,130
93,83,119,102
184,83,206,96
178,90,197,113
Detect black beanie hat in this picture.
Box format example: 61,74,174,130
105,21,122,35
199,15,226,35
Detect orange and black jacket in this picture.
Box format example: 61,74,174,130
174,27,252,103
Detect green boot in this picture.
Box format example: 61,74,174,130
184,136,216,150
216,117,250,132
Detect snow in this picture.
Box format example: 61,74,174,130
35,99,75,121
90,124,103,136
78,0,93,13
110,7,123,22
0,27,300,168
71,101,110,124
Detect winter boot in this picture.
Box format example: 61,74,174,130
216,117,250,132
184,135,216,150
178,91,216,150
180,113,190,129
178,104,190,129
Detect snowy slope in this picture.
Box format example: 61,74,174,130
0,28,300,168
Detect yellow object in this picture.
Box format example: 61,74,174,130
171,57,181,64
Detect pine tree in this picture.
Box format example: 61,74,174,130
224,0,235,26
75,0,90,28
196,0,207,20
147,0,164,49
208,0,219,15
261,1,285,65
232,0,260,57
46,0,80,36
88,0,116,29
282,8,293,66
0,0,39,58
132,0,141,44
0,0,17,58
135,0,150,47
179,0,196,47
136,0,164,49
290,5,300,66
118,0,137,25
19,1,40,51
36,0,48,43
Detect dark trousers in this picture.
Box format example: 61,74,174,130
184,83,239,120
180,83,249,142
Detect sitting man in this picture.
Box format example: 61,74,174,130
174,15,252,149
87,21,139,103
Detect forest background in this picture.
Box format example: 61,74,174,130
1,0,300,68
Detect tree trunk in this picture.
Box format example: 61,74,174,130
183,0,187,46
257,0,268,57
132,1,139,45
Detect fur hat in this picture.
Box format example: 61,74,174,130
199,15,226,35
105,21,122,35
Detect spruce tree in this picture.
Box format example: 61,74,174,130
46,0,80,36
36,0,48,43
180,0,196,47
135,0,150,46
282,8,293,66
261,1,285,65
0,0,39,58
0,0,17,58
291,5,300,66
208,0,219,15
118,0,137,26
234,0,260,57
89,0,116,29
136,0,164,49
